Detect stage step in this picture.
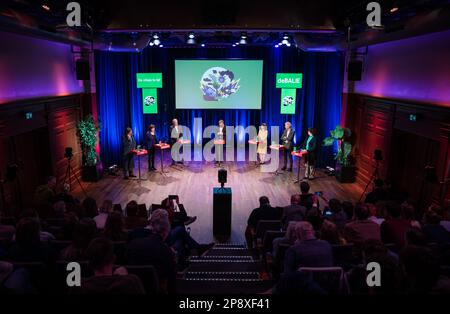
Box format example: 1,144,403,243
185,271,260,280
176,278,274,294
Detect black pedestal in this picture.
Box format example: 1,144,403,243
213,187,232,241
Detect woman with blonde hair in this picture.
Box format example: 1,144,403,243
257,123,268,164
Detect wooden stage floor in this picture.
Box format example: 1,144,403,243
72,159,363,244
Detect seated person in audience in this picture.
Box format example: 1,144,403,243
94,199,113,230
401,202,421,229
81,197,99,219
326,199,347,231
61,212,79,241
159,196,197,227
60,218,97,261
284,221,333,272
71,238,145,294
102,212,129,242
305,207,323,232
405,228,428,247
421,208,450,245
33,176,57,219
368,202,385,225
273,221,298,259
319,220,346,245
364,179,388,204
299,182,317,211
7,218,55,264
17,210,55,242
380,202,412,249
281,194,306,229
400,245,441,294
55,183,78,205
344,203,381,244
0,212,15,241
245,196,282,249
52,200,66,219
124,201,148,230
127,209,176,294
342,201,354,221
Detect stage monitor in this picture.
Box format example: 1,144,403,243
175,59,263,110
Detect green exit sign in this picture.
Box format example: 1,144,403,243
25,112,33,120
409,114,417,122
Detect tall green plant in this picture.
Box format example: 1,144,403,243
77,115,100,167
322,126,353,166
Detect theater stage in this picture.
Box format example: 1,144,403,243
72,159,363,244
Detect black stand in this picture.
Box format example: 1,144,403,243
359,159,380,202
63,157,87,197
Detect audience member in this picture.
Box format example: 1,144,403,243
299,182,316,210
364,179,388,204
320,220,345,245
327,198,347,231
401,202,421,229
33,176,56,219
245,196,282,249
281,194,306,229
102,212,128,242
60,218,97,261
380,202,412,249
344,203,381,244
94,199,113,229
124,201,148,229
342,201,354,221
367,203,385,225
81,197,99,219
284,221,333,272
127,209,176,294
421,209,450,245
272,221,298,259
71,238,145,294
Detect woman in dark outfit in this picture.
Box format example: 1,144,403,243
146,124,157,171
302,127,318,180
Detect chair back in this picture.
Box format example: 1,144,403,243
255,220,282,240
298,266,349,294
125,265,159,294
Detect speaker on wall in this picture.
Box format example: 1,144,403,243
76,59,90,80
348,60,363,81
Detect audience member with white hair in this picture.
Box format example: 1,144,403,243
94,199,113,229
283,221,333,273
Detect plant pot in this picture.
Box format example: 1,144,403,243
335,163,356,183
82,162,103,182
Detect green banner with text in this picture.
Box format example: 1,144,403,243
276,73,302,114
137,73,162,114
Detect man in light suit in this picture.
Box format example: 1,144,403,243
169,119,183,165
281,122,295,171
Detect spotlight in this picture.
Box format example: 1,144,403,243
188,32,195,39
153,33,159,39
201,43,205,47
42,4,50,11
281,39,289,45
133,42,136,46
232,44,236,47
373,149,383,161
159,44,164,48
241,32,247,39
218,168,227,188
274,44,279,48
149,42,154,46
283,33,289,40
153,38,161,46
235,42,240,45
64,147,73,159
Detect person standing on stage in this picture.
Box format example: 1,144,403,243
169,119,183,165
302,127,318,180
257,123,268,164
215,120,226,165
146,124,157,172
281,122,295,171
122,127,136,179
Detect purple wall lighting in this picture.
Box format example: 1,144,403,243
353,30,450,107
0,31,84,104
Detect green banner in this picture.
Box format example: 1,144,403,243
276,73,303,89
280,89,297,115
137,73,163,88
142,88,158,114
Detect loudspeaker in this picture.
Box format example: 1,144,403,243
218,169,227,185
348,60,363,81
213,187,232,240
76,59,90,80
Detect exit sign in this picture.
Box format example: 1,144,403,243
25,112,33,120
409,114,417,122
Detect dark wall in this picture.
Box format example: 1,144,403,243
345,93,450,208
0,95,85,214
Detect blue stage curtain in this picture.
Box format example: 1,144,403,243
95,47,343,168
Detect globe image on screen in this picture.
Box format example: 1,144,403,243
200,67,241,101
283,96,294,106
144,96,155,106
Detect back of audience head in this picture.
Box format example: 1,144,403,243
290,194,301,206
86,238,115,274
148,209,170,240
259,196,270,207
100,200,113,214
16,218,41,247
423,209,442,225
104,212,125,239
82,197,98,218
300,182,310,194
405,228,427,247
72,218,97,248
126,200,139,217
320,220,341,245
294,221,315,242
306,208,322,231
328,199,342,214
342,201,354,220
53,201,66,217
285,221,298,243
386,201,402,219
354,203,370,221
401,202,416,221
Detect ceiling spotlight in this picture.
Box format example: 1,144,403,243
159,45,164,48
241,32,247,39
274,44,279,48
235,42,240,45
283,33,289,40
390,7,399,13
286,42,291,47
201,43,205,47
153,33,159,39
281,39,289,45
188,32,195,39
232,44,236,47
133,42,136,46
149,41,154,46
42,4,50,11
153,38,161,46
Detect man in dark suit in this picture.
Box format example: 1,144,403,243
169,119,183,165
122,127,136,179
281,122,295,171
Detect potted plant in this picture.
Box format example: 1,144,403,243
323,126,356,183
77,115,103,182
